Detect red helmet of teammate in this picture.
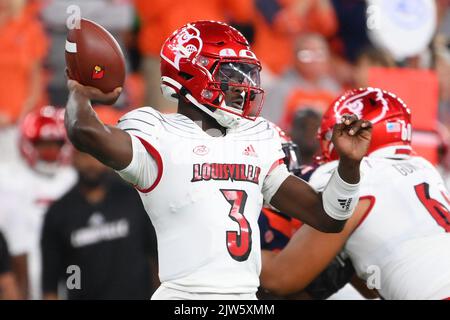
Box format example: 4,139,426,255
19,106,71,173
318,87,412,162
160,20,263,128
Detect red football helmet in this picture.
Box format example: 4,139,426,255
160,20,264,128
318,87,412,162
20,106,71,172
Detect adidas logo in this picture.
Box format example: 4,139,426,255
338,198,352,210
243,144,258,157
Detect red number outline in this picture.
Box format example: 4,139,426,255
220,189,252,261
414,182,450,232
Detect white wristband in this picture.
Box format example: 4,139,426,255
322,169,360,220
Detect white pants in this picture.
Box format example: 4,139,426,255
151,284,257,300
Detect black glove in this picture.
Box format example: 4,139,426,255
304,252,356,300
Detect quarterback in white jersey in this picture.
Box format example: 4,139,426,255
260,88,450,300
65,20,373,299
116,108,285,294
0,106,76,299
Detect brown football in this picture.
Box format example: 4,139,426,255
65,19,125,93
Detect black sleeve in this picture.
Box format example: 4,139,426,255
0,231,11,275
41,205,65,295
304,253,356,300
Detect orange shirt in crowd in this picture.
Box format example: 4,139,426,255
280,88,337,130
135,0,254,57
252,0,338,75
0,8,49,124
94,105,127,126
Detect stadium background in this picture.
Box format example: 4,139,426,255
0,0,449,300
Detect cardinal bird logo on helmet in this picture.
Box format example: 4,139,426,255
162,24,203,70
318,87,412,163
333,87,390,124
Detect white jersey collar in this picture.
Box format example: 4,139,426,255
368,145,413,160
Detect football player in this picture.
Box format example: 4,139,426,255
260,88,450,300
258,125,363,300
0,106,77,299
65,20,372,299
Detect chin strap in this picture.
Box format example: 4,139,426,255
184,92,241,129
161,76,242,129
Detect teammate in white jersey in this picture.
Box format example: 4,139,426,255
64,20,372,299
260,88,450,300
0,106,77,299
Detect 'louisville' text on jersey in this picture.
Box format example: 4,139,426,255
191,163,261,184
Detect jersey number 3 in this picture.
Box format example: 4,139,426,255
220,189,252,261
415,182,450,232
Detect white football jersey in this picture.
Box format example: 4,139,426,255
117,107,288,294
309,150,450,300
0,160,77,299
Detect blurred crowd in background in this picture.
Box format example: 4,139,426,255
0,0,449,299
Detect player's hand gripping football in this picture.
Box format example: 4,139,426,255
67,77,122,105
332,114,372,163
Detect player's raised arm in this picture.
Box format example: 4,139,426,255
64,19,132,170
270,114,372,233
65,80,132,170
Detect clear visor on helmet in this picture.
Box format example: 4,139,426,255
216,62,261,87
212,61,264,119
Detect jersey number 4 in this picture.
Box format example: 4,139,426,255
220,189,252,262
415,182,450,232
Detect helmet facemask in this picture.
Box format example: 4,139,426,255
206,60,264,120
